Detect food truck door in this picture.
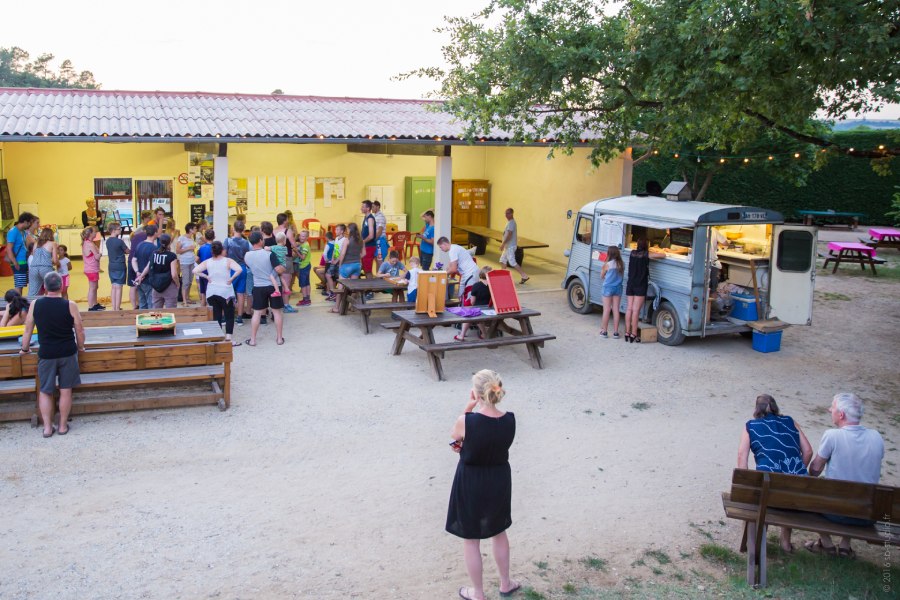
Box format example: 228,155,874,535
768,225,817,325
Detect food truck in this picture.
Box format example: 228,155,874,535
562,186,817,345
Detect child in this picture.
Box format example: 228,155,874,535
271,232,296,312
196,229,215,305
294,230,312,307
57,245,71,299
81,226,103,311
599,246,624,339
456,266,492,341
0,289,29,326
325,224,345,302
105,221,128,310
405,256,421,303
315,231,335,293
377,250,407,302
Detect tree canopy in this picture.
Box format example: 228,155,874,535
0,46,99,89
408,0,899,196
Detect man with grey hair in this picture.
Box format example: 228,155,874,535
805,392,884,557
20,271,85,438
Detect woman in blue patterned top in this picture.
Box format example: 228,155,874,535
737,394,813,553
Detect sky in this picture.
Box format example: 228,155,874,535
5,0,898,119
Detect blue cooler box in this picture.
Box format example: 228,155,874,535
730,293,758,321
752,330,782,353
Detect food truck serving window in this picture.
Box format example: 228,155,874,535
777,230,813,272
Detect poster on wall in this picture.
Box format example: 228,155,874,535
188,152,215,199
229,178,248,214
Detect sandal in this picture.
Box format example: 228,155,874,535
804,539,837,556
244,339,256,347
231,340,243,347
838,547,856,559
500,581,522,597
453,334,465,342
458,587,482,600
276,337,285,346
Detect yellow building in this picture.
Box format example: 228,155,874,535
0,88,630,265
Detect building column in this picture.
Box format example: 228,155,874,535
434,149,452,265
213,144,228,241
620,146,634,196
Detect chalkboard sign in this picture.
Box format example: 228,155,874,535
190,203,206,223
0,179,12,221
670,227,694,248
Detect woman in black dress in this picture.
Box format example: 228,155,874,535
624,237,665,343
447,369,520,600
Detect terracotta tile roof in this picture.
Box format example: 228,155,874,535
0,88,591,143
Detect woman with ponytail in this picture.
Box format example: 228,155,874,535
135,233,179,308
446,369,520,600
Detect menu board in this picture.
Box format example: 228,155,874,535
190,203,206,223
670,228,694,248
0,179,12,221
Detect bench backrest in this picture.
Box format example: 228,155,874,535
730,468,900,523
21,341,232,375
80,307,213,327
0,354,24,379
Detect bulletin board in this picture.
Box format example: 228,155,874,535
486,270,521,314
0,179,13,221
314,177,345,208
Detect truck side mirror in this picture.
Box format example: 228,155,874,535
566,210,573,220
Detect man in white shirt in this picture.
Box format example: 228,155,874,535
438,237,480,300
176,222,198,305
806,392,885,557
707,227,727,291
499,208,529,284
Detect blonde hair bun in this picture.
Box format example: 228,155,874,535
472,369,505,405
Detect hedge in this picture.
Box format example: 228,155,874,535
632,130,900,224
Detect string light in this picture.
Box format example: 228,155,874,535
719,158,726,164
743,158,750,163
878,145,885,150
768,155,774,160
673,153,679,158
652,150,659,155
793,152,801,158
647,145,887,162
849,147,854,152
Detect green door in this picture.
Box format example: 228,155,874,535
405,176,435,233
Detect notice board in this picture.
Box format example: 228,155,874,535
486,269,521,314
190,203,206,223
0,180,12,221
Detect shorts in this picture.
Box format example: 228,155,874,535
38,353,81,394
282,258,294,275
406,289,417,302
419,252,433,270
60,275,70,289
198,277,208,295
326,263,340,279
232,265,247,294
252,286,285,311
602,283,623,297
376,236,390,260
86,271,100,283
298,265,311,288
340,262,361,279
625,283,648,297
13,263,28,288
127,264,138,287
500,246,518,268
109,269,126,285
362,246,376,272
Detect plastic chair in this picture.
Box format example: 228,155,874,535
390,231,411,260
303,218,325,250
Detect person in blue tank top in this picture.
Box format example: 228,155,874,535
737,394,813,553
599,246,624,339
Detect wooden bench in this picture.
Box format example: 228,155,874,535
818,250,884,266
797,210,866,229
450,224,548,264
0,354,35,415
351,299,460,334
79,306,213,327
0,340,233,424
722,468,900,588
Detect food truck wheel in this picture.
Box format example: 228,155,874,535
655,301,685,346
567,279,592,314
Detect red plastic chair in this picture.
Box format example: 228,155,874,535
389,231,411,260
302,218,325,250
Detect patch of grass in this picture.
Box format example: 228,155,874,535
689,521,714,541
581,555,608,571
534,560,548,570
583,409,593,414
679,551,692,559
699,543,742,566
562,582,577,594
631,402,652,411
644,549,671,565
650,566,664,575
820,291,852,301
522,588,546,600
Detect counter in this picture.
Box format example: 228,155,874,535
718,249,769,289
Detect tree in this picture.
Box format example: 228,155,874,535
0,46,99,89
271,89,285,95
407,0,899,197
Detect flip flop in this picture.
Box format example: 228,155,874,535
231,340,243,347
57,425,69,435
276,338,285,345
500,582,522,597
454,334,465,341
458,587,481,600
804,539,837,556
42,427,55,438
244,339,257,347
519,277,530,284
838,547,856,559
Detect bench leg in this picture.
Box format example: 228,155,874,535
832,253,841,274
746,522,758,587
391,322,411,355
759,525,767,588
361,310,371,334
423,328,445,381
224,361,231,409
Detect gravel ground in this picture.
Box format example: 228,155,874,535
1,249,898,599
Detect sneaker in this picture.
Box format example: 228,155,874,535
260,316,268,325
298,298,311,306
364,292,375,301
235,316,244,325
612,332,620,339
93,304,106,311
283,305,297,313
88,305,102,312
326,294,336,302
599,330,608,338
241,314,253,320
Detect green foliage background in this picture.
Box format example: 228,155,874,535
633,131,900,223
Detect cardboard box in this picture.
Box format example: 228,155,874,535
638,323,658,343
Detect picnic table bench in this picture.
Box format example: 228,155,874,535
722,468,899,588
389,308,555,381
821,242,879,275
450,224,548,264
797,210,866,229
79,306,213,327
0,320,231,423
863,227,900,252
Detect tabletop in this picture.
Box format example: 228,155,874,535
339,278,408,293
827,241,876,255
391,308,541,327
450,224,549,249
869,227,900,239
0,320,225,354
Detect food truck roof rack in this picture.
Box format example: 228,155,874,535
662,181,692,202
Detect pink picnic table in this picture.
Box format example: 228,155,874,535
823,241,878,275
867,227,900,252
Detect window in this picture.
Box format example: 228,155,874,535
575,215,593,244
777,230,813,272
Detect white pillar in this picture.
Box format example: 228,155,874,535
620,146,634,196
434,153,452,265
213,154,229,241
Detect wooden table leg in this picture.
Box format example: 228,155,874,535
868,253,877,276
422,326,444,381
361,309,371,334
831,251,841,274
519,317,544,369
391,321,411,355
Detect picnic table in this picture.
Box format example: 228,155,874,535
0,320,225,354
388,308,556,381
796,210,866,229
865,227,900,251
450,224,548,264
821,241,878,275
